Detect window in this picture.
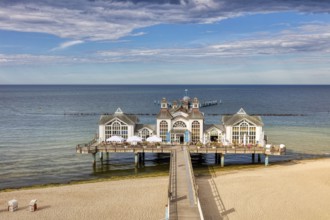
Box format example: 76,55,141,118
191,121,200,143
173,121,187,128
159,121,168,142
210,129,219,142
140,128,150,140
232,121,256,145
105,120,129,140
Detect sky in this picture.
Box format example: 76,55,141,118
1,0,330,84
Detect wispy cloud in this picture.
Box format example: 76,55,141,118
1,0,330,41
0,53,86,65
97,23,330,61
1,22,330,66
51,40,84,51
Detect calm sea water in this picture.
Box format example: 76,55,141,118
0,85,330,190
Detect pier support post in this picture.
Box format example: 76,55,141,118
135,153,139,167
99,152,103,163
92,153,96,166
252,153,255,163
265,155,269,166
199,153,202,162
215,153,218,164
221,154,225,167
258,154,261,163
106,152,109,161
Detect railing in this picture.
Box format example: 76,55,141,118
168,150,177,220
77,143,179,154
76,141,286,156
76,138,97,151
184,147,198,204
189,144,285,155
184,147,204,220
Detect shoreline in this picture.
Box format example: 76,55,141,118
1,156,328,193
1,158,329,219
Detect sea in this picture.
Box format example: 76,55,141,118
0,85,330,190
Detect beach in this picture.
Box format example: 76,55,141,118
0,177,168,220
214,158,330,220
1,158,330,220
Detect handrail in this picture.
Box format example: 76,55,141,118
168,149,177,219
184,147,198,203
183,147,204,220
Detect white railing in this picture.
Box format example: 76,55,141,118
184,147,204,220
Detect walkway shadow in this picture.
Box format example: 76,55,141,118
171,195,187,203
196,167,235,220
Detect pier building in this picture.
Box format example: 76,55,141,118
77,91,285,168
97,95,265,147
76,93,286,219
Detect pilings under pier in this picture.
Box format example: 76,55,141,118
220,154,224,167
135,153,139,167
82,144,284,167
265,155,269,166
134,152,146,167
92,153,96,166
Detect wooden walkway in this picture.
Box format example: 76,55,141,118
76,142,286,219
168,146,203,220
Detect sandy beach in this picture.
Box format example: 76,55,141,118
0,177,168,220
213,158,330,220
1,159,330,220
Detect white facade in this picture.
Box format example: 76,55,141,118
223,108,265,146
98,101,265,146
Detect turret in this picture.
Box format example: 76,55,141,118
192,97,199,109
172,100,178,109
161,98,168,109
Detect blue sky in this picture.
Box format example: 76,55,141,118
1,0,330,84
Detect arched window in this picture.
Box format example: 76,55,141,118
232,121,256,145
191,121,200,143
141,128,150,140
173,121,187,128
159,121,168,142
105,120,128,140
210,129,219,142
113,122,121,135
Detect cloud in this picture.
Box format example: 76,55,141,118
1,22,330,66
51,40,84,51
0,0,330,41
97,23,330,61
129,32,147,37
0,53,86,65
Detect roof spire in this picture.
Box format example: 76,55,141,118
237,108,246,115
115,107,123,114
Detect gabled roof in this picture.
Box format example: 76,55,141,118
171,105,188,114
171,111,189,119
188,109,204,120
99,108,139,125
157,109,173,119
204,124,225,132
135,124,156,132
222,108,263,126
